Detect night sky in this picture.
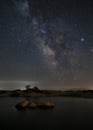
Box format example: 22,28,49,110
0,0,93,90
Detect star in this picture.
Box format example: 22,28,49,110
90,49,93,52
80,38,85,42
18,39,22,43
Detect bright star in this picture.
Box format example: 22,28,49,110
81,38,84,42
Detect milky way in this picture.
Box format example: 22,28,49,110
0,0,93,90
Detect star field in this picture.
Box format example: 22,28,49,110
0,0,93,90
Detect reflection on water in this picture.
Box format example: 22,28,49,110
0,97,93,130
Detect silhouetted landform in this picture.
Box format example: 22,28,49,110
0,87,93,98
16,100,55,110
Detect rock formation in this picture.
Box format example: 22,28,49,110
16,100,55,110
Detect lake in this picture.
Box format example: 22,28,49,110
0,97,93,130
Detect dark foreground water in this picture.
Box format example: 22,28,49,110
0,97,93,130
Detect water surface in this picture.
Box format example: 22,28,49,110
0,97,93,130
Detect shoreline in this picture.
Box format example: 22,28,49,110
0,89,93,98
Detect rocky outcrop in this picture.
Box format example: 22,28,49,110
37,101,55,109
16,100,55,110
28,101,55,109
16,100,30,109
28,102,38,109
